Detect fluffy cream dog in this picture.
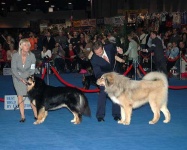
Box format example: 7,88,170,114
96,72,171,125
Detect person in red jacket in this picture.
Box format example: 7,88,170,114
0,43,7,71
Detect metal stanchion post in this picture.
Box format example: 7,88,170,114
151,54,153,72
134,60,137,80
45,62,49,85
179,52,182,80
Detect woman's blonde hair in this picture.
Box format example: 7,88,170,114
18,38,31,54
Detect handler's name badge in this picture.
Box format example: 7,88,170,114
31,64,35,69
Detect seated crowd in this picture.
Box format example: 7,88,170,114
0,26,187,78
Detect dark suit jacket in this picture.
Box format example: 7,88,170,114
90,43,117,79
148,37,166,62
43,36,56,50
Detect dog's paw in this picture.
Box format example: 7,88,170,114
73,121,80,124
118,120,124,124
163,119,170,123
149,120,156,124
33,121,40,125
33,120,44,125
122,121,130,125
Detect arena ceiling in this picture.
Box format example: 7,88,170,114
0,0,91,13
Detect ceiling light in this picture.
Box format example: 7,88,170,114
27,3,31,6
1,2,6,5
48,7,53,12
68,3,72,5
45,1,49,2
51,5,55,8
23,9,26,11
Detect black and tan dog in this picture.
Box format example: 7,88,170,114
82,75,99,89
26,75,91,125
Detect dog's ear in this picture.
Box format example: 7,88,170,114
32,77,35,83
105,74,114,87
30,75,35,83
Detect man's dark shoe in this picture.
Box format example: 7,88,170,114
113,116,121,121
97,117,105,122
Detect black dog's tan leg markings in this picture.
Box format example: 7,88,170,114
41,111,48,123
72,112,80,124
65,107,81,124
31,99,36,106
64,107,76,123
71,113,76,123
34,107,46,125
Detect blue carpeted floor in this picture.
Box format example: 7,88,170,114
0,73,187,150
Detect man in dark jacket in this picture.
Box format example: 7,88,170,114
143,31,167,76
90,41,123,122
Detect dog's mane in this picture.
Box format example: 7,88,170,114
104,72,139,98
104,72,129,97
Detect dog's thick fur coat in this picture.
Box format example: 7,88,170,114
27,76,91,125
97,72,171,125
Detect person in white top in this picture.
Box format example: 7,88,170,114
41,45,52,60
37,45,52,74
139,29,148,49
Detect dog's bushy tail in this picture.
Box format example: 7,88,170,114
78,94,91,117
143,71,168,88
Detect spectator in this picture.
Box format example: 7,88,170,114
28,31,38,51
139,29,148,49
6,43,17,67
0,43,7,71
172,41,187,74
41,45,52,61
3,35,14,51
143,31,167,76
55,30,68,49
52,42,66,73
43,30,56,50
181,27,187,46
65,43,77,72
124,34,142,78
170,28,181,45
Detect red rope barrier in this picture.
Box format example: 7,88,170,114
123,64,133,76
41,68,47,79
139,51,151,59
1,64,187,102
138,64,147,75
0,98,4,102
182,55,187,62
169,85,187,90
51,66,100,93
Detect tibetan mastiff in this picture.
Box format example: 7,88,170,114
96,72,171,125
26,75,91,125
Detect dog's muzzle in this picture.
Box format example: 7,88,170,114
26,82,32,86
